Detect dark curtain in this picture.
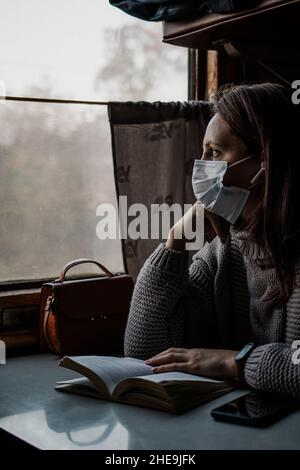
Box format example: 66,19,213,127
108,100,211,281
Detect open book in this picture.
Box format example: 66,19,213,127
55,355,237,414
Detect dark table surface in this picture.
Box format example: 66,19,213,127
1,353,300,450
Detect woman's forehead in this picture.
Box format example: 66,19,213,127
204,113,231,146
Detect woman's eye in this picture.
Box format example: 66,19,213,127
211,148,221,158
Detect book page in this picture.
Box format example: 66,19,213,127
60,356,153,395
55,377,101,399
132,371,224,384
130,372,234,396
113,371,234,412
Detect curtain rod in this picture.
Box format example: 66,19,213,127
0,95,109,106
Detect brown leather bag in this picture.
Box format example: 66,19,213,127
39,259,134,357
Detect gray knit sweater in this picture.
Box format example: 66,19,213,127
124,229,300,398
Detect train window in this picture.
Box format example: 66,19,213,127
0,0,187,284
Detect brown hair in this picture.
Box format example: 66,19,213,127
213,82,300,306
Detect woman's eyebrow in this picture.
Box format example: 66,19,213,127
210,140,225,147
203,140,224,148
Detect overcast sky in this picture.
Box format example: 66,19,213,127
0,0,186,101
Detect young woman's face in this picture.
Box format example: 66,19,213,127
202,112,261,189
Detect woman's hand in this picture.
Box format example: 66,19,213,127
144,347,238,380
166,202,230,252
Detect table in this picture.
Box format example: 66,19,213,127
1,353,300,450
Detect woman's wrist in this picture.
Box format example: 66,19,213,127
222,351,239,379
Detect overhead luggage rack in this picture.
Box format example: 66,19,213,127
163,0,300,87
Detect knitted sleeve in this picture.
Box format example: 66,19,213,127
244,285,300,398
123,241,218,360
244,343,300,398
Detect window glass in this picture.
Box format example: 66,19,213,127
0,102,123,281
0,0,187,101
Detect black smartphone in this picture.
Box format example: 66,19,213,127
211,391,298,427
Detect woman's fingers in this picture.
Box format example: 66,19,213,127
152,362,189,374
145,352,187,366
145,348,191,374
145,348,187,360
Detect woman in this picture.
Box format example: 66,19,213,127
124,83,300,398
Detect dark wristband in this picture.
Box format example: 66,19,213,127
234,342,256,384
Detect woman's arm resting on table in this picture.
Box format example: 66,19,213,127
244,343,300,398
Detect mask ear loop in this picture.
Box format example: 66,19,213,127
227,155,255,170
248,161,265,189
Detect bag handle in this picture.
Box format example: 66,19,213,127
55,258,114,282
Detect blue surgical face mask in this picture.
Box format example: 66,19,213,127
191,156,265,224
